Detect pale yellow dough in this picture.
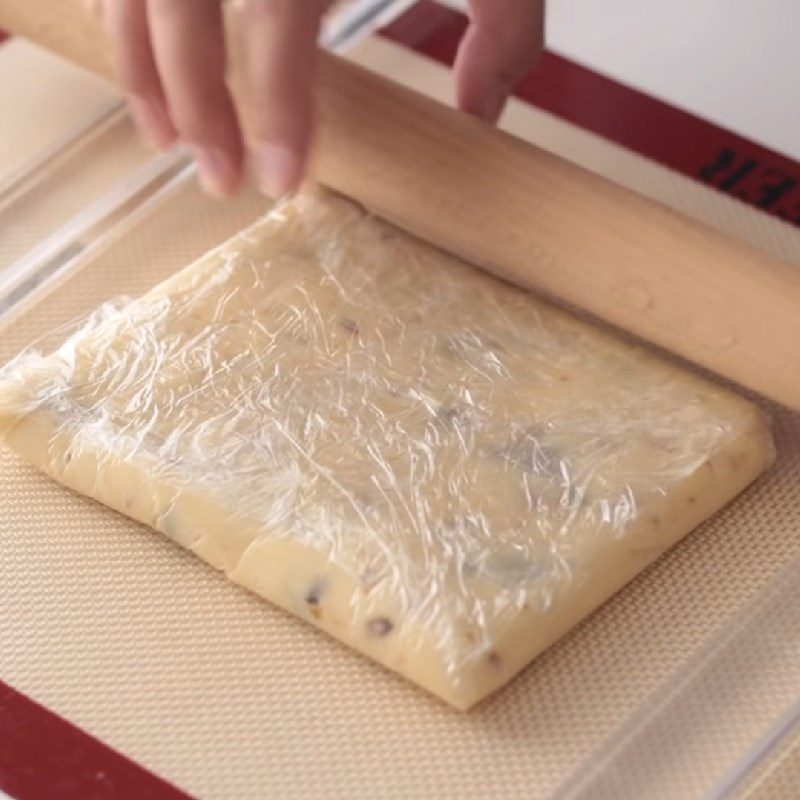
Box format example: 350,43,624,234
0,190,774,709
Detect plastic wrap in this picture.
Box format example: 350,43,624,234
0,188,774,709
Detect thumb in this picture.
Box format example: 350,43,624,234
454,0,544,123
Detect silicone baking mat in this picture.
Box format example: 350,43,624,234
2,4,800,798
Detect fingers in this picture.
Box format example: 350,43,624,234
106,0,241,196
104,0,326,198
147,0,244,197
242,0,328,197
455,0,544,123
105,0,178,150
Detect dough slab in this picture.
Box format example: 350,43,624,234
0,190,774,709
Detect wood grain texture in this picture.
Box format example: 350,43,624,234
2,0,800,410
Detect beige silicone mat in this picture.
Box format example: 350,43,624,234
2,38,800,800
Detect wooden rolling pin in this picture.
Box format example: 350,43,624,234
3,1,800,410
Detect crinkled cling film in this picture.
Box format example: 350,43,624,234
0,189,775,709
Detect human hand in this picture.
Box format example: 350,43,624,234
94,0,543,199
455,1,544,124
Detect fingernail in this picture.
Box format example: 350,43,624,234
253,143,301,198
192,146,237,198
128,96,176,151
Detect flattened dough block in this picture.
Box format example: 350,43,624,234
0,190,774,709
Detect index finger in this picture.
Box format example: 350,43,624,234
148,0,244,197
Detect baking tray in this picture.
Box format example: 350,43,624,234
0,35,121,191
0,36,166,312
2,3,800,798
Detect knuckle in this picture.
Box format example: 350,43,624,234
171,99,230,145
248,99,310,144
117,62,158,97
